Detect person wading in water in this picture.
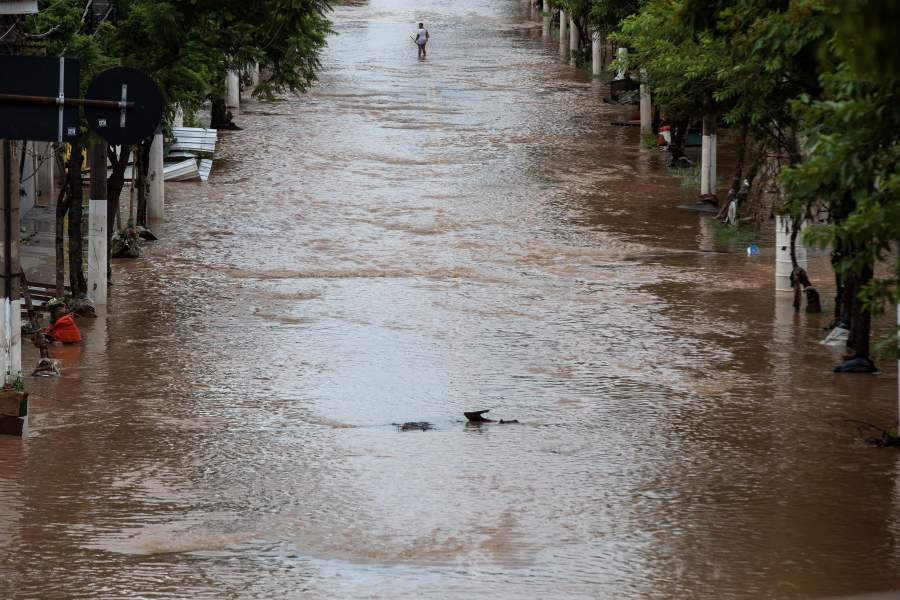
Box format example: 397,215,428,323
414,22,430,59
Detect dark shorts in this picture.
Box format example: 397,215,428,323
417,41,427,47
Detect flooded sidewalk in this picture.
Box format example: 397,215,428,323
1,0,899,598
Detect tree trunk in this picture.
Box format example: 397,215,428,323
106,145,131,280
210,95,228,129
135,139,151,227
831,247,846,324
671,118,689,150
717,128,748,220
54,169,70,298
845,260,874,359
66,143,86,297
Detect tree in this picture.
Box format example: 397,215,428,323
781,0,900,368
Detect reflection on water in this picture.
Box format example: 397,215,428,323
2,0,899,598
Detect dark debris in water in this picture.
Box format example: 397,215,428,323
464,409,519,424
394,422,433,432
847,420,900,448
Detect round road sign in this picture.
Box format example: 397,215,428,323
85,67,163,145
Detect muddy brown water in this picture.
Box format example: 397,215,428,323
2,1,899,598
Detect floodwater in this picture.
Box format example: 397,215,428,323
2,0,900,598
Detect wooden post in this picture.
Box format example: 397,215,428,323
88,140,108,305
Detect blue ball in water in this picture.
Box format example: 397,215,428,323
746,244,760,255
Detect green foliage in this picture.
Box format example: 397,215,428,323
707,218,757,246
673,165,700,189
614,0,900,360
615,0,727,121
780,5,900,322
588,0,640,32
640,133,658,149
24,0,333,127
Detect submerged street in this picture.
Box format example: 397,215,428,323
2,0,899,597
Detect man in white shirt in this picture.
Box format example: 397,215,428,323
414,22,430,59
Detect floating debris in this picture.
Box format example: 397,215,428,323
464,409,494,422
464,409,519,424
394,422,433,431
32,358,61,378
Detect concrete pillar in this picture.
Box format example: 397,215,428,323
569,17,580,64
0,299,21,382
225,71,240,109
542,0,551,38
559,10,568,59
0,299,9,383
9,299,20,380
173,105,184,128
87,200,107,304
592,30,602,76
775,216,808,293
87,141,108,305
640,71,652,137
700,114,717,197
147,133,164,220
615,47,628,80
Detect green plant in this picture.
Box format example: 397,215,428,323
4,372,24,392
640,133,658,150
707,217,757,246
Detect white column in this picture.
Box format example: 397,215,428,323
225,71,240,109
640,71,652,137
542,0,551,38
775,216,808,293
87,199,108,305
615,47,628,80
9,300,20,380
700,114,717,197
0,299,9,383
569,17,580,65
148,133,164,220
0,299,17,383
559,10,568,59
592,30,602,76
173,105,184,128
